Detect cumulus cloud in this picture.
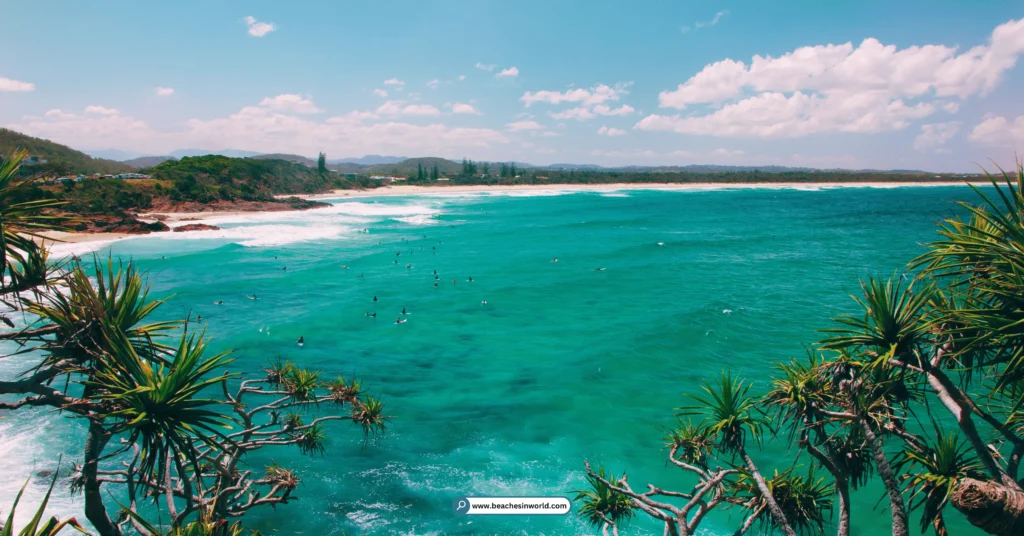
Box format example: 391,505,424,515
243,16,275,37
639,17,1024,139
450,102,481,115
506,120,544,131
458,74,466,81
475,62,497,72
681,10,729,34
374,100,441,116
258,94,323,114
0,76,35,92
551,107,595,120
597,126,626,136
427,79,440,89
156,87,174,96
913,121,961,152
383,78,405,87
84,106,119,116
522,82,632,107
969,114,1024,147
11,99,509,157
636,91,936,137
497,66,519,78
373,88,388,98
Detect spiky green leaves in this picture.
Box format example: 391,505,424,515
573,466,634,529
732,467,834,535
677,372,767,455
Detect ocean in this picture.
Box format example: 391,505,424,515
0,185,990,535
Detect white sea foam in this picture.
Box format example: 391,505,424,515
600,192,630,197
160,224,351,247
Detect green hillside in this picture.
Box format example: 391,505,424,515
148,155,378,202
123,156,176,168
0,128,134,176
364,157,462,177
248,153,317,167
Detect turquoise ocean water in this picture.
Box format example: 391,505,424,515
0,186,992,535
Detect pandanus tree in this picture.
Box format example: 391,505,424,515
0,150,388,535
581,372,830,536
579,162,1024,535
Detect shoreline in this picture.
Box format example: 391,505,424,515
282,180,989,200
41,181,989,246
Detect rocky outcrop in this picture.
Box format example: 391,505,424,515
173,224,221,232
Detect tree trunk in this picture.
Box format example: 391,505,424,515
860,419,909,536
951,477,1024,536
739,449,797,536
83,422,121,536
836,478,851,536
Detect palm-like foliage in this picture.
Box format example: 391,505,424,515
89,327,236,487
326,374,362,406
820,275,935,362
915,162,1024,389
677,372,766,455
352,396,388,437
573,466,635,532
665,421,716,469
764,352,830,430
26,259,177,366
282,367,321,404
295,422,327,457
896,429,985,534
0,150,67,291
732,467,834,535
2,466,88,536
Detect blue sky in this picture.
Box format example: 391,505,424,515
2,0,1023,171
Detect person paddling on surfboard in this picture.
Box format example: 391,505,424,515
297,337,304,347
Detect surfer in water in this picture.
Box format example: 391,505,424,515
395,318,407,324
297,337,304,347
196,315,202,322
407,264,412,269
247,294,258,300
468,276,473,282
433,282,438,288
402,307,408,315
373,296,378,302
594,267,606,271
364,312,377,317
552,258,558,263
452,279,456,285
481,300,487,305
341,265,349,269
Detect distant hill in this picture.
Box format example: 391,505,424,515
86,148,146,161
169,148,263,159
0,128,134,175
148,155,343,201
364,157,463,177
249,153,317,167
331,155,407,166
122,156,177,169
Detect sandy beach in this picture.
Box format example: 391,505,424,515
40,181,986,245
281,181,987,200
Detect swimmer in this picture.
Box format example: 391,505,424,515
395,318,407,324
341,265,349,269
196,315,202,322
297,336,304,347
283,266,287,271
364,312,377,318
452,279,456,285
433,282,438,288
433,270,437,275
551,258,558,263
373,296,378,302
358,273,364,278
481,300,487,305
407,264,412,269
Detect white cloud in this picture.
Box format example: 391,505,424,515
522,82,633,107
941,101,960,113
156,87,174,96
475,62,497,72
243,16,275,37
913,122,961,152
84,105,119,116
383,78,405,86
258,94,323,114
681,10,729,34
712,147,745,156
594,104,635,116
551,107,595,120
451,102,481,115
458,75,466,81
637,91,936,138
373,88,388,98
0,77,35,92
401,104,441,116
506,120,544,131
497,66,519,78
427,79,441,89
597,126,627,136
12,100,509,157
642,17,1024,139
969,114,1024,147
